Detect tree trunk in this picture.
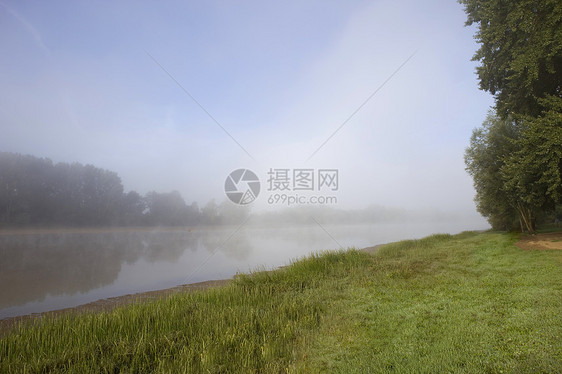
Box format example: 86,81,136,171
517,202,535,235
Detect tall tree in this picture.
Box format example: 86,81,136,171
201,199,220,226
120,191,146,225
465,113,521,230
460,0,562,117
0,152,219,228
462,0,562,232
144,191,189,226
501,96,562,232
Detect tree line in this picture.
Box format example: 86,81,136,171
0,152,248,227
461,0,562,233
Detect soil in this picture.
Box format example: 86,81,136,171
515,232,562,251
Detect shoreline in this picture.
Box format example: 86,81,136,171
2,231,561,337
0,244,384,337
0,279,231,337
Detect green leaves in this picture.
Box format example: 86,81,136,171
465,113,521,230
503,96,562,208
462,1,562,232
460,0,562,117
465,99,562,233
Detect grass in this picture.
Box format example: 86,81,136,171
1,231,561,373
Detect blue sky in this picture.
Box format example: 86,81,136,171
0,0,494,220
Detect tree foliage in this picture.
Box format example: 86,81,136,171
462,0,562,233
0,152,247,227
502,96,562,227
460,0,562,117
465,113,521,230
465,103,562,233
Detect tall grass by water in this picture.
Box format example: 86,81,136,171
1,231,561,372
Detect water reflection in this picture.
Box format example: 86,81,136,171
0,221,488,318
0,228,253,312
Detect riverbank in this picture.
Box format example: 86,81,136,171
0,245,383,336
1,231,561,372
0,279,231,338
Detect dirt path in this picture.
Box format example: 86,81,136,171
515,232,562,250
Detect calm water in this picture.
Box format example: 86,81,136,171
0,221,488,318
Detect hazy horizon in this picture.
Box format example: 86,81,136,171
0,0,493,223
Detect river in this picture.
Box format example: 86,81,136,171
0,220,488,318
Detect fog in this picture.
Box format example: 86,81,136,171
0,221,478,318
0,1,502,318
0,0,493,223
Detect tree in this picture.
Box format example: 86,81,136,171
465,113,521,230
460,0,562,118
0,152,133,227
501,96,562,232
80,165,125,225
185,202,201,226
218,199,250,225
461,0,562,232
120,191,146,225
144,191,189,226
0,152,213,228
201,199,220,225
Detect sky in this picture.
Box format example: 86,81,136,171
0,0,494,221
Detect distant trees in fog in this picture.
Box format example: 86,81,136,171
0,152,248,227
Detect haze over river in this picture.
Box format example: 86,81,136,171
0,221,488,318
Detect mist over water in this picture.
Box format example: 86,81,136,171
1,0,494,318
0,219,488,318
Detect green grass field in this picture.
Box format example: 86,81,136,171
1,231,561,373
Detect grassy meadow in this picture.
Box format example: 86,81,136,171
1,231,561,373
